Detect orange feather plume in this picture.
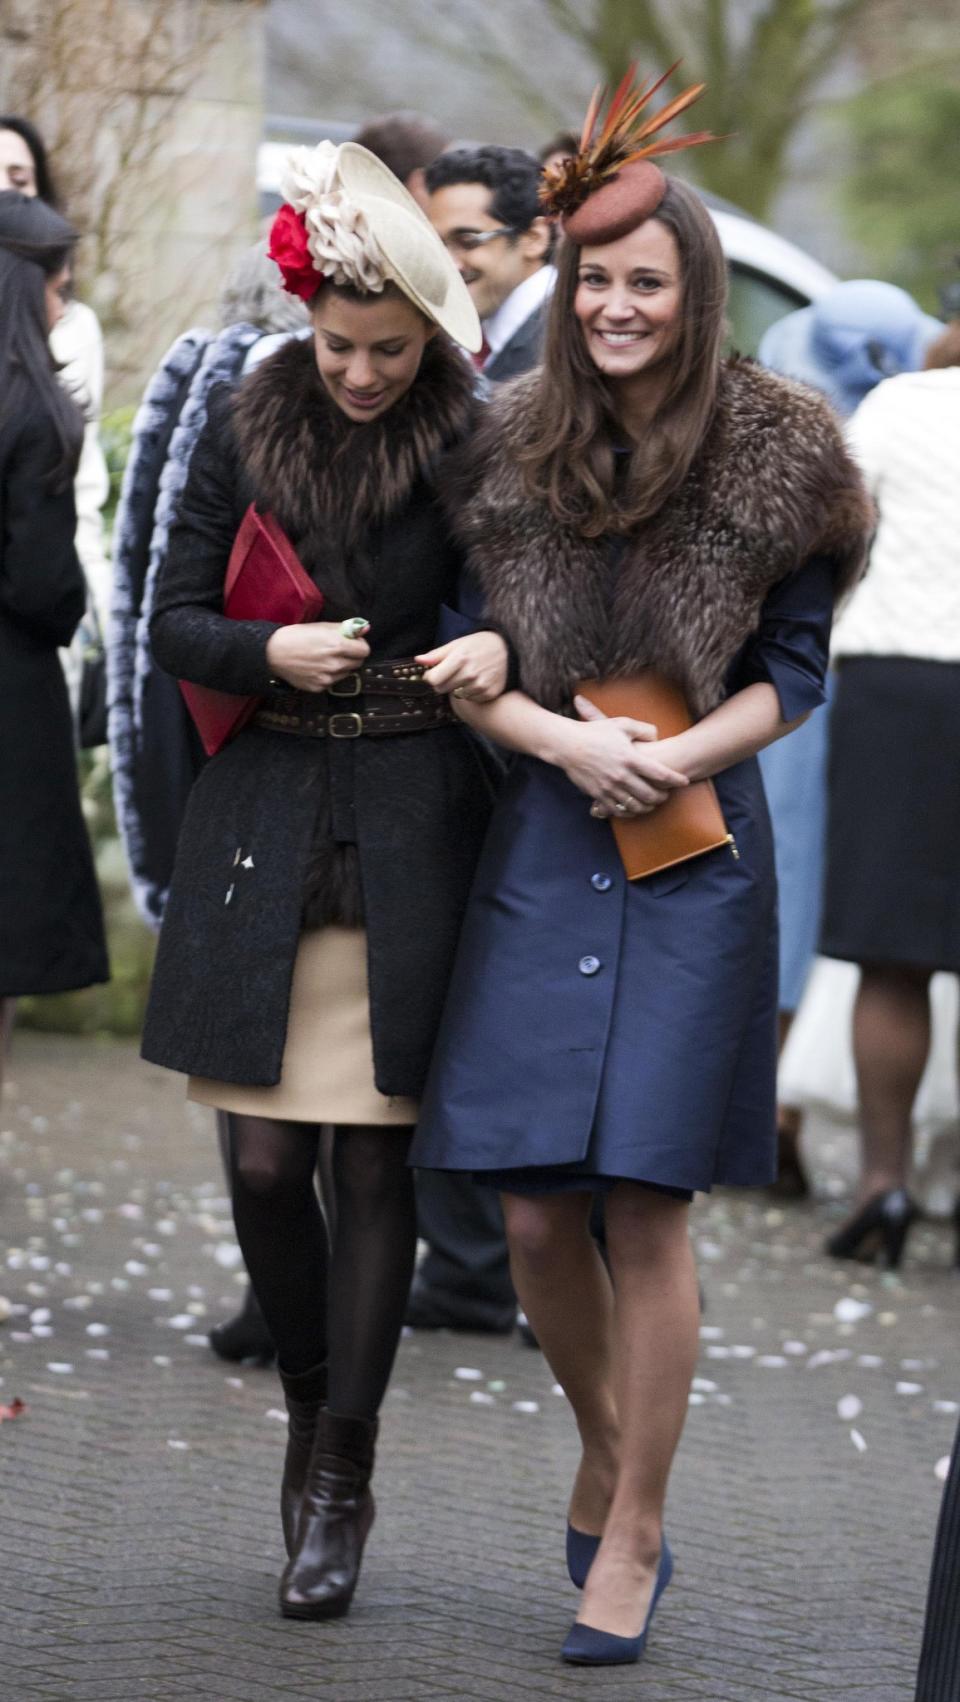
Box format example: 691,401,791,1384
540,62,716,219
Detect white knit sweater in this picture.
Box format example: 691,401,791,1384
832,367,960,662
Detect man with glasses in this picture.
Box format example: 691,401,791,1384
426,144,556,382
405,145,556,1338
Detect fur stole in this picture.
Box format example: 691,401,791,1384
110,325,213,929
231,331,476,612
449,358,873,718
231,332,477,930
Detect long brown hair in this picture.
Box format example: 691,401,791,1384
519,177,727,536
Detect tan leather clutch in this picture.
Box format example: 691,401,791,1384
576,673,734,881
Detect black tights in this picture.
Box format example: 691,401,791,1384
228,1114,417,1419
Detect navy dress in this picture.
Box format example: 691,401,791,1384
409,557,834,1196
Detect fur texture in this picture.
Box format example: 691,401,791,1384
231,331,476,609
108,326,213,928
449,358,873,718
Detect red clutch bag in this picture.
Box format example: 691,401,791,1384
179,505,324,757
577,673,734,880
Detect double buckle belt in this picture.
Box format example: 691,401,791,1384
254,658,455,740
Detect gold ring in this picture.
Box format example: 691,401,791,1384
453,686,469,699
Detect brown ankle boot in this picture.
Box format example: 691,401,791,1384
278,1364,327,1558
279,1409,378,1619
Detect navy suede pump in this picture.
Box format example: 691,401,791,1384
561,1538,673,1666
566,1522,601,1589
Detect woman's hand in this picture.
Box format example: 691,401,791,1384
560,696,689,815
265,621,370,693
416,631,510,704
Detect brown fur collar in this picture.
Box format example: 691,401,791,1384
449,357,872,717
231,330,476,604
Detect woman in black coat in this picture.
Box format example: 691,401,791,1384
140,143,506,1621
0,192,109,1094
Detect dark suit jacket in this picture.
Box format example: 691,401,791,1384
483,298,549,384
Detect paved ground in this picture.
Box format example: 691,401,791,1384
1,1032,956,1702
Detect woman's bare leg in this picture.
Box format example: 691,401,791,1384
853,964,932,1204
501,1190,619,1535
576,1184,700,1636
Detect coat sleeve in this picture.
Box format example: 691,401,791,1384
0,414,86,647
149,386,281,694
731,554,835,720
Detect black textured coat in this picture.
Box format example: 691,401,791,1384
0,384,109,995
140,335,496,1095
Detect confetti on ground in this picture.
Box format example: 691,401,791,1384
0,1399,26,1422
850,1430,868,1453
783,1341,807,1356
936,1457,951,1484
512,1400,540,1414
934,1401,959,1416
265,1409,287,1423
896,1382,924,1397
834,1298,872,1324
838,1396,863,1421
756,1355,788,1369
213,1244,243,1269
470,1391,496,1407
167,1439,190,1450
46,1363,73,1375
454,1367,483,1381
0,1298,12,1323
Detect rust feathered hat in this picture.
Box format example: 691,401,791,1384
540,63,717,245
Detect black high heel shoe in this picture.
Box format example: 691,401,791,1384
825,1188,919,1270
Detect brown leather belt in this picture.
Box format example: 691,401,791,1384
254,657,454,740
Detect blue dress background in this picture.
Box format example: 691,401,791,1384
409,557,834,1195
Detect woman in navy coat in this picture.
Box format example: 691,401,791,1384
411,91,872,1668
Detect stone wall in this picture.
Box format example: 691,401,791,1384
1,0,266,403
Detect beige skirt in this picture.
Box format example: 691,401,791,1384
188,927,419,1126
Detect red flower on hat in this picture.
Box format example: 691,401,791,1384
268,204,321,301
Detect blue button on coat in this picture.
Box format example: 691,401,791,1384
410,559,835,1195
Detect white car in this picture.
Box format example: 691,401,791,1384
258,135,836,355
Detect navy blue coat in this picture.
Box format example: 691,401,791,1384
410,559,834,1193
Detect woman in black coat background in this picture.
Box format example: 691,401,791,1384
140,142,506,1622
0,191,109,1096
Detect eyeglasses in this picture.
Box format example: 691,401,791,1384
440,226,520,254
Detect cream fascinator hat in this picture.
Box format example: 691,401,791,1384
267,140,482,353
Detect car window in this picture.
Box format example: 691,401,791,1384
726,264,808,356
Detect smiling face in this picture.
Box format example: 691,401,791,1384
428,181,547,321
574,220,682,385
0,128,37,195
312,286,436,423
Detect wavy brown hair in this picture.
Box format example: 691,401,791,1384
519,177,727,536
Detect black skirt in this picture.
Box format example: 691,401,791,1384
821,656,960,972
